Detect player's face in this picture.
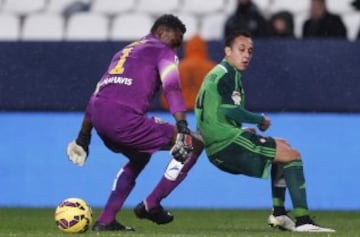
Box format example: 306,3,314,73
225,35,253,71
159,28,184,49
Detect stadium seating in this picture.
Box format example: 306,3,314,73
91,0,136,16
110,13,153,41
223,0,238,15
252,0,271,12
327,0,355,14
200,13,227,40
65,13,109,41
268,0,309,15
294,12,308,38
0,14,20,40
0,0,359,41
175,13,199,40
342,13,360,40
136,0,179,15
2,0,47,15
46,0,91,14
179,0,225,15
22,14,64,41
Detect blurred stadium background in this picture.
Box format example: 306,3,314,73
0,0,360,211
0,0,359,41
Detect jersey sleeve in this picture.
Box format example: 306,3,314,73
217,74,264,125
158,51,186,114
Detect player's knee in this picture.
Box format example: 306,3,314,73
289,148,301,161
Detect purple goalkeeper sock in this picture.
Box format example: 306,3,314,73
145,153,198,211
97,159,147,223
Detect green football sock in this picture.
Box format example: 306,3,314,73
271,163,286,215
283,160,309,217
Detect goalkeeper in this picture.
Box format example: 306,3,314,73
66,14,203,232
195,31,335,233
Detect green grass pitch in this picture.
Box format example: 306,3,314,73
0,208,359,237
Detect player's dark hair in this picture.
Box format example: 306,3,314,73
225,31,252,47
151,14,186,34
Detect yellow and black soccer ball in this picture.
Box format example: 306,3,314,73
54,197,93,233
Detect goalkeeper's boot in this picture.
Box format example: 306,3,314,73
134,201,174,224
92,220,135,231
268,214,295,231
294,216,335,233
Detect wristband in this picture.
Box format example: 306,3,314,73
76,131,91,150
176,120,190,134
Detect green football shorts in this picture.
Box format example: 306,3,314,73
208,131,276,179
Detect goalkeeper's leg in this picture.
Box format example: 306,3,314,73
134,132,204,224
94,152,150,230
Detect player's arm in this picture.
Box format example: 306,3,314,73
159,59,187,114
221,104,264,125
158,59,188,130
158,58,193,163
222,106,271,131
217,74,268,129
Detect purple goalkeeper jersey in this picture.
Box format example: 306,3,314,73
85,34,186,153
91,34,186,115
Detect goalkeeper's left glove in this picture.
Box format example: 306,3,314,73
66,132,91,166
170,120,193,164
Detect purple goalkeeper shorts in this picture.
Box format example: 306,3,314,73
86,97,175,154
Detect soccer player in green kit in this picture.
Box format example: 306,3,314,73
195,31,335,233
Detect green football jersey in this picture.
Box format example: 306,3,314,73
195,59,246,156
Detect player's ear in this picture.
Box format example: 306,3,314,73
224,46,232,56
154,26,166,38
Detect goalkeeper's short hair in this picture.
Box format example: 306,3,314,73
151,14,186,35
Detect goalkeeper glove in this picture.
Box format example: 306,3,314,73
66,132,90,166
170,120,193,163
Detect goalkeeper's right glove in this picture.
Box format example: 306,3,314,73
170,120,193,163
66,132,90,166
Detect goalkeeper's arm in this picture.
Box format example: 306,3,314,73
76,115,93,152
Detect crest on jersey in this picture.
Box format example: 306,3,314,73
231,91,241,105
259,138,267,143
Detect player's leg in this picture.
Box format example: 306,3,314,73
134,131,204,224
269,138,293,228
93,151,150,231
206,132,294,231
268,162,296,231
273,140,308,219
270,138,289,211
273,139,335,232
271,163,286,214
208,131,277,177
